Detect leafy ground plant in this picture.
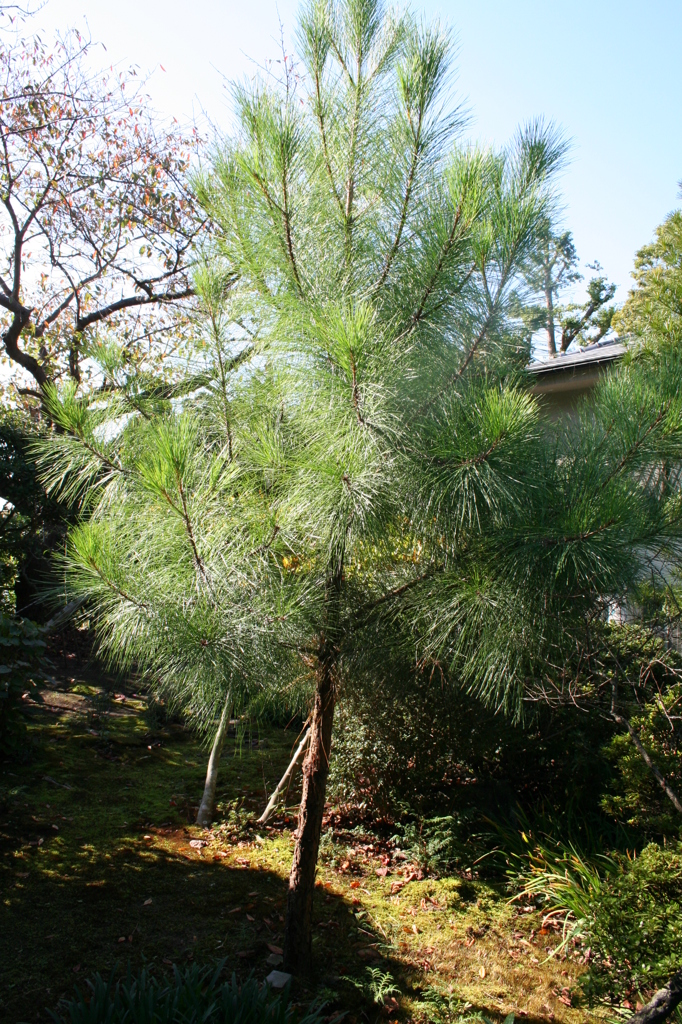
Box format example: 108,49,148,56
341,966,400,1005
415,987,516,1024
47,963,323,1024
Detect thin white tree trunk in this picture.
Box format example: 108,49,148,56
258,728,310,825
196,691,231,827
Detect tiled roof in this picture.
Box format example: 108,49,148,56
528,339,626,375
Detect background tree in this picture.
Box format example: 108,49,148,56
0,25,204,399
522,222,580,356
523,220,616,356
614,202,682,349
558,266,617,351
36,0,682,982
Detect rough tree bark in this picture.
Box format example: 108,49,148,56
628,971,682,1024
258,726,310,825
283,664,335,977
544,266,557,358
196,691,231,827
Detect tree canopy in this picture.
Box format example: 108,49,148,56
614,206,682,350
0,23,204,398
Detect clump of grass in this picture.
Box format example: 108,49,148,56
514,833,615,945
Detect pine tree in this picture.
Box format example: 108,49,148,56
35,0,682,978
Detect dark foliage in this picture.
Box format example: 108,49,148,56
0,412,73,617
47,963,323,1024
0,610,47,756
331,665,614,826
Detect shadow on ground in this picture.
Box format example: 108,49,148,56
1,638,586,1024
0,665,406,1022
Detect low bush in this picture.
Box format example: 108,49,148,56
329,665,615,824
512,835,682,1003
47,963,323,1024
580,842,682,1002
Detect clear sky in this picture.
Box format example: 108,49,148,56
33,0,682,305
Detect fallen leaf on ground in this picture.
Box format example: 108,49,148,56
228,907,242,914
143,898,152,906
479,966,486,978
375,866,389,877
267,943,283,955
246,914,255,922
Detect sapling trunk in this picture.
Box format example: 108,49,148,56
196,691,231,828
258,727,310,825
283,666,335,977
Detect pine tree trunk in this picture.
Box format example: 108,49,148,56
283,666,335,976
544,270,557,357
196,691,231,828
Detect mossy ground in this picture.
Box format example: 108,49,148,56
1,642,602,1023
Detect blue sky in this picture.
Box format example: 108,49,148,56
36,0,682,305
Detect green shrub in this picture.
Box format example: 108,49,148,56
0,611,47,756
47,962,324,1024
329,664,615,824
580,842,682,1002
601,683,682,837
0,412,71,617
509,831,682,1002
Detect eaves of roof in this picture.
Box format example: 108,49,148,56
527,340,626,376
